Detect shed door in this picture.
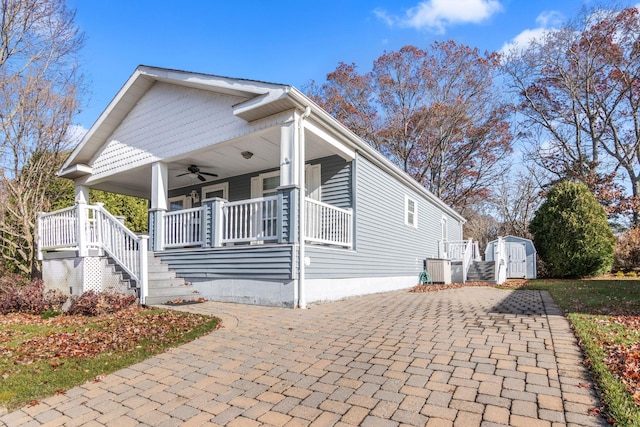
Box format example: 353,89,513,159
507,242,526,278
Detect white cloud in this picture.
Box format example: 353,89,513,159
500,10,563,55
66,124,88,145
376,0,503,34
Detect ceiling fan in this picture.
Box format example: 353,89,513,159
176,165,218,182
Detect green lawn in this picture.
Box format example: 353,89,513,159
0,306,220,411
526,279,640,427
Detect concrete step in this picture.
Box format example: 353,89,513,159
146,252,202,305
467,261,495,282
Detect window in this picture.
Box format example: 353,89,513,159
251,166,322,199
405,196,417,227
168,196,188,211
201,182,228,201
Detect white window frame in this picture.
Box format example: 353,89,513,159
201,182,229,201
168,195,189,211
441,216,448,241
405,195,418,228
251,170,281,199
251,166,322,199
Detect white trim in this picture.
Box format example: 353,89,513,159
441,216,448,241
168,195,189,211
405,195,417,228
305,164,321,201
251,170,281,198
303,120,355,161
201,182,228,200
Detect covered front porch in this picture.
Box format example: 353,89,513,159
39,101,356,304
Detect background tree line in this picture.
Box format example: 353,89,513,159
1,0,638,278
308,3,640,271
0,0,147,278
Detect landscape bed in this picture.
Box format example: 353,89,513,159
0,305,220,411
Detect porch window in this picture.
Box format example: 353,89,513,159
168,195,188,211
405,196,417,228
201,182,228,200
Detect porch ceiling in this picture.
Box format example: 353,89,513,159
88,126,347,199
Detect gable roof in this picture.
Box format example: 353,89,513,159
61,65,465,223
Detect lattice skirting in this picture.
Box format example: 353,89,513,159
42,255,135,296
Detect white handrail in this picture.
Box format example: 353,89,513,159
38,203,149,302
88,205,142,283
305,198,352,248
494,237,507,284
222,196,278,243
163,207,204,248
38,206,78,251
462,239,473,283
444,240,468,260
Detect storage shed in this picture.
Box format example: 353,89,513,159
485,235,537,279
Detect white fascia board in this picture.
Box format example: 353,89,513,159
140,66,277,96
58,163,93,179
303,120,355,161
232,88,289,117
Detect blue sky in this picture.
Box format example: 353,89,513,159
68,0,601,133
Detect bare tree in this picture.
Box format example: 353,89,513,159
308,42,513,215
0,0,84,276
503,6,640,225
494,171,542,238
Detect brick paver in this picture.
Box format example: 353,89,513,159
0,287,609,426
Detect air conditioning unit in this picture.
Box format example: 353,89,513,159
426,258,452,284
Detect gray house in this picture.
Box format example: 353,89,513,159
485,236,537,279
38,66,466,307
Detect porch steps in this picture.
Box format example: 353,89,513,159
145,253,202,305
467,261,495,282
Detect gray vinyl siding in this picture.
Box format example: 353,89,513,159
305,154,463,279
309,156,352,209
157,245,294,280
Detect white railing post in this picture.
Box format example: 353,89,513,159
212,199,223,247
438,240,446,259
37,212,44,261
494,237,507,284
139,235,149,305
76,202,87,257
462,239,473,283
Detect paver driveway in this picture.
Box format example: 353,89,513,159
1,287,607,427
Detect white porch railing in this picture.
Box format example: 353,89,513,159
305,198,352,248
38,206,77,249
494,237,507,285
222,196,278,244
38,203,149,302
163,207,203,248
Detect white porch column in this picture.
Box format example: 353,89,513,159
280,118,299,187
74,184,89,257
150,162,168,252
151,162,169,210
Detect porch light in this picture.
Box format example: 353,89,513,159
190,189,199,203
241,151,253,159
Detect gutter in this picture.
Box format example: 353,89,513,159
298,106,311,309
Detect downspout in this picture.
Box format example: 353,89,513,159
298,106,311,309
